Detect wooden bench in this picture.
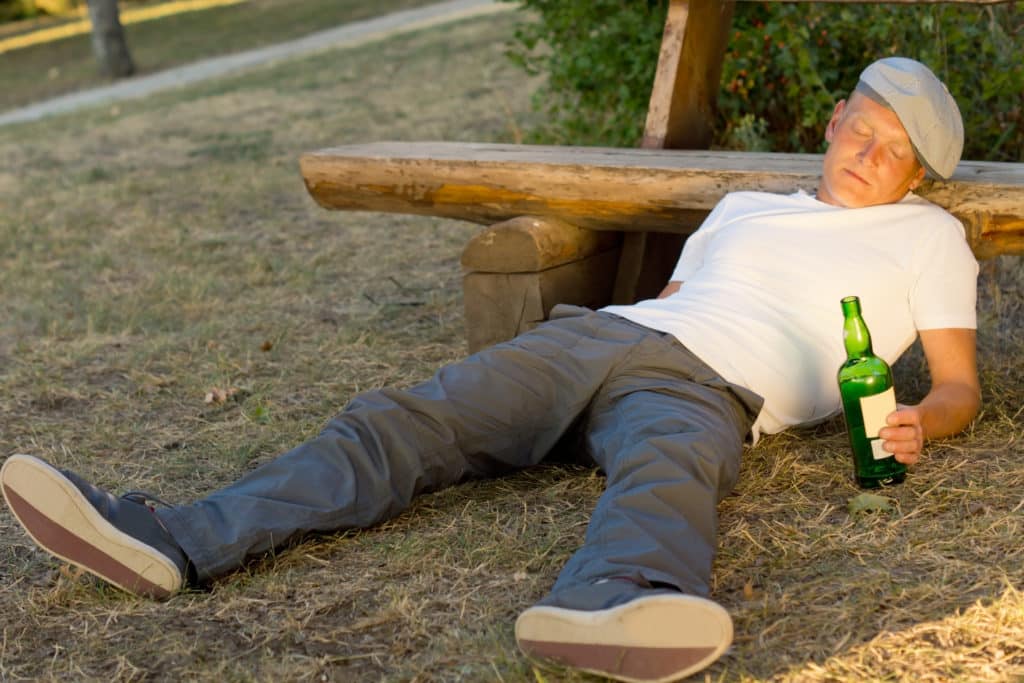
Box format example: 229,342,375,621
300,0,1024,353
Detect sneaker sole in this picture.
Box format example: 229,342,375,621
515,593,732,683
1,454,182,599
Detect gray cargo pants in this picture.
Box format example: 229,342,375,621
157,305,762,607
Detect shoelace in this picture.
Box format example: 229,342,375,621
121,491,174,511
117,491,186,567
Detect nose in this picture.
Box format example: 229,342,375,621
857,139,882,166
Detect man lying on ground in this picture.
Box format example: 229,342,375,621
2,57,980,683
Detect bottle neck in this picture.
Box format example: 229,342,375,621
841,297,873,358
843,316,874,358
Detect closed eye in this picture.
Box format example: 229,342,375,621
888,145,910,160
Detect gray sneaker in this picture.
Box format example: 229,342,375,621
1,454,187,599
515,593,733,683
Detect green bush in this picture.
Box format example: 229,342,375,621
504,0,667,147
505,1,1024,163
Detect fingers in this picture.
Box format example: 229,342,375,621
882,427,923,464
880,408,924,464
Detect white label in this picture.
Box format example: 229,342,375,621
860,387,896,460
860,386,895,437
869,438,890,461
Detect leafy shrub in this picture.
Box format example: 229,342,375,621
505,1,1024,162
504,0,667,147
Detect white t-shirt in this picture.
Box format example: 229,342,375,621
602,190,978,440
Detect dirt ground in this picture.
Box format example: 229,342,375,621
1,9,1024,683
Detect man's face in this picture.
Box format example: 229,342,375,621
817,92,926,208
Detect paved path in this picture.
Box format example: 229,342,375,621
0,0,511,127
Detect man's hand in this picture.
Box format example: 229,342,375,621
879,328,981,467
880,405,925,465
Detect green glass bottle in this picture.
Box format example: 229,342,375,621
837,296,906,488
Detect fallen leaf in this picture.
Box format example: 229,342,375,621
847,492,895,515
204,387,239,404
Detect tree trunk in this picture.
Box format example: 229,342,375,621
86,0,134,79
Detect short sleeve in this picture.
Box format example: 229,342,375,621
909,215,978,330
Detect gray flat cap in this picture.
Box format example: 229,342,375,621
856,57,964,179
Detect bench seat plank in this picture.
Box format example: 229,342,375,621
300,142,1024,258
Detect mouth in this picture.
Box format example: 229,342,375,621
843,169,869,186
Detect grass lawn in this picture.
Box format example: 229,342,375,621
2,7,1024,683
0,0,442,111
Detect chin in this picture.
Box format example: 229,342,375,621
838,195,873,209
820,190,861,208
822,183,883,209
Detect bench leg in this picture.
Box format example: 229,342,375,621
461,217,621,353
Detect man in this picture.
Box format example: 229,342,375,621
1,57,980,682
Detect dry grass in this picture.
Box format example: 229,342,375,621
2,9,1024,683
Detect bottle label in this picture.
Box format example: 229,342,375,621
870,439,889,461
860,387,896,460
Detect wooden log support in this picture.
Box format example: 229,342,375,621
461,216,621,352
300,143,1024,259
642,0,735,150
460,215,620,273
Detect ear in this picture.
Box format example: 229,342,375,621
908,164,926,191
824,99,846,144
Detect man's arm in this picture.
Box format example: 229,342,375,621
658,281,682,298
880,328,981,465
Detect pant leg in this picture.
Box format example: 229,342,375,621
544,332,763,608
157,307,654,582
